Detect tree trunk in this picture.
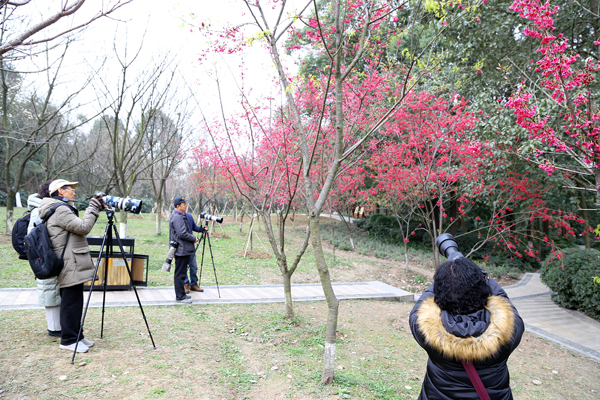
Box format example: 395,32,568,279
119,210,128,238
155,197,162,236
595,167,600,206
5,188,15,234
310,215,339,384
536,218,542,255
282,269,294,319
450,197,458,237
579,190,591,249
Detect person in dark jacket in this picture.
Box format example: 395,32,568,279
410,257,524,400
169,196,198,303
183,212,206,294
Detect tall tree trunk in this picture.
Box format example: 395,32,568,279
155,197,162,235
579,190,591,249
120,210,128,238
5,189,14,234
310,215,339,384
595,167,600,207
282,268,294,319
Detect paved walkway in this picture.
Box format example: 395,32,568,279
1,273,599,362
0,281,413,309
504,273,600,362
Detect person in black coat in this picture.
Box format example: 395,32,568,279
410,257,524,400
183,212,206,293
169,196,198,303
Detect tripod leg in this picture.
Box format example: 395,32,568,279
198,231,208,285
71,221,111,364
205,234,221,298
101,225,112,339
112,225,157,349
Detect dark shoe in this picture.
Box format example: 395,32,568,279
48,330,61,338
184,283,190,294
176,298,192,304
185,294,191,299
190,284,204,292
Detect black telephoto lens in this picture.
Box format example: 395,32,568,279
436,233,464,261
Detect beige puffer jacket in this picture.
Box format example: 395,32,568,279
38,198,99,288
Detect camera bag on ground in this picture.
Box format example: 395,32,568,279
12,211,32,260
24,204,72,280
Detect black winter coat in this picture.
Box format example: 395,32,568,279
169,210,196,256
409,279,524,400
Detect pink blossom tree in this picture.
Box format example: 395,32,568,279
197,0,486,383
506,0,600,205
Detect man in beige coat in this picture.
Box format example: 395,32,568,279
39,179,104,353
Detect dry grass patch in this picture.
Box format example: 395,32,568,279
1,301,599,400
235,250,271,259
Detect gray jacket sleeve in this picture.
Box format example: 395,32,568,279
173,213,196,243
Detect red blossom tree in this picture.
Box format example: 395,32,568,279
195,0,487,383
506,0,600,205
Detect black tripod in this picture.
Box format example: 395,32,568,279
197,220,221,298
71,208,156,363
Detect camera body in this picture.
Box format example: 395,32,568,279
93,192,143,214
200,211,223,224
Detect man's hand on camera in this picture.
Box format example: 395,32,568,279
199,226,207,234
89,197,104,211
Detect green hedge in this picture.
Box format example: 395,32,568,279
541,248,600,319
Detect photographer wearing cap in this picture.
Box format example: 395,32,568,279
409,244,524,399
169,196,199,304
39,179,105,353
183,211,207,294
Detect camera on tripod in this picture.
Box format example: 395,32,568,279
200,211,223,224
93,192,143,214
162,241,179,272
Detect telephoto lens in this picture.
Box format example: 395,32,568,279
104,195,143,214
162,241,179,272
435,233,464,261
200,212,223,224
92,192,143,214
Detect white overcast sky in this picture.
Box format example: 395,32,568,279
20,0,306,136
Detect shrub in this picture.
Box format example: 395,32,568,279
573,267,600,319
373,250,388,259
541,247,600,318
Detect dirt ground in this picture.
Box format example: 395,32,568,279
0,218,597,399
0,301,598,400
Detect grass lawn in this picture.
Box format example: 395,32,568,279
0,208,599,399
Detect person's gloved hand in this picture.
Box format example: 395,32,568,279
199,226,207,234
89,197,105,211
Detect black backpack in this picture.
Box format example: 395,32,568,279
12,211,32,260
24,204,72,280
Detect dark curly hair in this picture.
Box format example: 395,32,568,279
38,180,52,199
433,257,492,315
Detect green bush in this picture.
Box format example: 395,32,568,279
573,267,600,319
541,247,600,318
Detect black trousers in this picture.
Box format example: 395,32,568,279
59,283,85,345
174,255,190,300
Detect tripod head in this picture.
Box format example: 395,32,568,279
104,208,116,220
